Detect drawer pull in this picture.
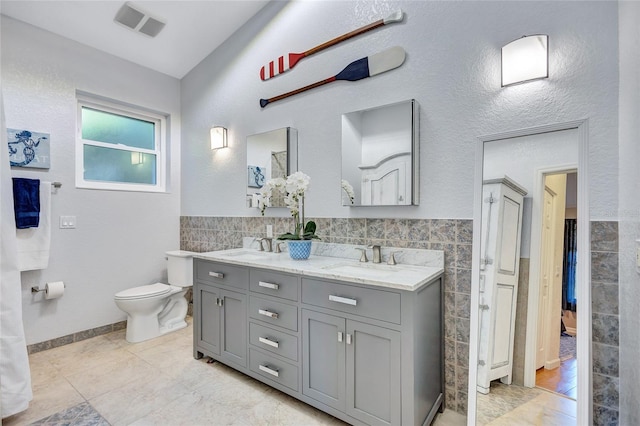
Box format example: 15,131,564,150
258,309,279,319
259,364,280,377
329,295,357,306
209,271,224,279
258,336,280,348
258,281,280,290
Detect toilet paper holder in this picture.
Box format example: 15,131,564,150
31,283,66,293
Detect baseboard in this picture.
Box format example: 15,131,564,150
27,320,127,355
545,358,561,370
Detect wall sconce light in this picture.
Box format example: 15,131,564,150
210,126,228,150
131,151,144,165
501,35,549,87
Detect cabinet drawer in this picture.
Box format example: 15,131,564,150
195,260,248,290
249,348,298,391
250,269,298,301
249,322,298,362
301,278,401,324
249,295,298,332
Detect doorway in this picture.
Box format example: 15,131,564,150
468,120,590,425
535,171,578,399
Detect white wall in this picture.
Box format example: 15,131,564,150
181,1,618,221
1,16,182,344
618,1,640,424
483,129,579,258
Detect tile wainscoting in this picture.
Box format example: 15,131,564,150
591,221,620,424
180,215,473,413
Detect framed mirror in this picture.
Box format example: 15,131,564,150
246,127,297,208
468,121,590,425
341,99,419,206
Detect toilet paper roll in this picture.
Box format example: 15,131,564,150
45,281,65,299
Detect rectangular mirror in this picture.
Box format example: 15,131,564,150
341,99,419,206
247,127,297,208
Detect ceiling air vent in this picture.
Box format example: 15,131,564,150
114,2,165,38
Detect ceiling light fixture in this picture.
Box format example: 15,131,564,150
114,2,166,38
501,35,549,87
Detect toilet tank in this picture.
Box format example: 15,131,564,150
166,250,195,287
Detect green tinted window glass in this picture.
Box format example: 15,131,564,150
82,107,155,150
83,145,156,185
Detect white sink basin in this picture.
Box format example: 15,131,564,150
217,250,278,261
321,262,403,279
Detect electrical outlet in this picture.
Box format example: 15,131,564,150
266,225,273,238
59,215,76,229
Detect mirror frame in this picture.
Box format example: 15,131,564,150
467,119,591,425
341,99,419,206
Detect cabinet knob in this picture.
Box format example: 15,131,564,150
329,295,357,306
209,271,224,278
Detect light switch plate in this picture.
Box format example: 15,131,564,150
59,215,76,229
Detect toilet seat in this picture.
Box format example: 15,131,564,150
114,283,171,300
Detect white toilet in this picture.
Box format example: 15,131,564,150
114,250,195,343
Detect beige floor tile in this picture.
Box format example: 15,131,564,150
65,351,157,400
2,375,85,425
433,409,467,426
90,372,191,426
44,336,130,375
128,390,240,426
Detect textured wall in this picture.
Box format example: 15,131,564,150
181,215,473,413
1,16,182,344
181,1,619,221
617,2,640,424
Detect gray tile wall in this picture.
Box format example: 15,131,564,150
180,215,473,414
591,221,619,425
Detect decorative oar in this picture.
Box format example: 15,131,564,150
259,10,404,81
260,46,406,108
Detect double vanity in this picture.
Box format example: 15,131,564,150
192,242,444,426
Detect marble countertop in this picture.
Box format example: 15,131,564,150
193,242,444,292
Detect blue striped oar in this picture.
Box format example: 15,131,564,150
259,46,406,108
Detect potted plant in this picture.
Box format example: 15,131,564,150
260,171,319,259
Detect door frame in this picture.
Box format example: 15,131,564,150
467,119,591,425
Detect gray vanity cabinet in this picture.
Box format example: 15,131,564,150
194,257,443,426
302,302,401,426
193,261,248,368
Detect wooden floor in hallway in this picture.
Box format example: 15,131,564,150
536,357,578,399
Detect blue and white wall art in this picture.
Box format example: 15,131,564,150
8,128,50,169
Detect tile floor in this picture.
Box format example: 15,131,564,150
476,381,577,425
3,319,466,426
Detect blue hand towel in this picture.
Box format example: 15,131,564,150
12,178,40,229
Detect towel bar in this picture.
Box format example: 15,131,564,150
52,182,62,188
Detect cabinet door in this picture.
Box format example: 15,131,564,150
346,320,401,426
195,284,221,356
220,289,247,367
302,310,346,412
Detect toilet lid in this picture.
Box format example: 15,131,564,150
115,283,171,300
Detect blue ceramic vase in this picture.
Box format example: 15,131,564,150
287,240,312,260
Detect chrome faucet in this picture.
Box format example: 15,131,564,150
369,245,382,263
355,247,368,262
260,238,273,252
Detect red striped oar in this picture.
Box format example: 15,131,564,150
260,46,405,108
259,10,404,81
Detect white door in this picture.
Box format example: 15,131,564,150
536,186,556,369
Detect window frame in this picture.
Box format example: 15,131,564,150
76,95,167,192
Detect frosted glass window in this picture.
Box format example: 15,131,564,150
81,107,155,149
83,145,157,185
76,96,166,192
